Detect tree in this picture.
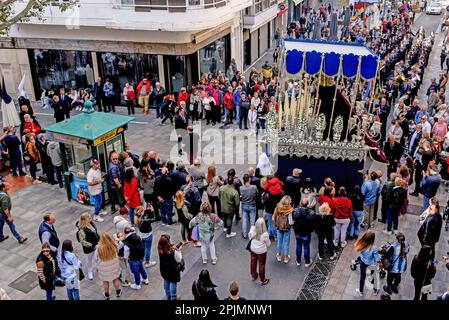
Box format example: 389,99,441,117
0,0,76,35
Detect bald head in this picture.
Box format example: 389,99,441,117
247,167,255,176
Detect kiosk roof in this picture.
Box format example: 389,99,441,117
44,111,135,141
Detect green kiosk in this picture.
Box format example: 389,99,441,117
44,102,134,205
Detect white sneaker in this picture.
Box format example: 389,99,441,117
144,261,157,268
93,216,104,222
130,284,141,290
88,271,93,280
211,259,217,265
142,278,149,285
317,255,323,261
32,180,43,184
223,228,227,232
121,280,130,287
304,261,313,268
356,288,363,297
296,261,301,266
333,240,339,247
341,241,347,248
226,232,237,238
99,210,108,216
382,230,393,235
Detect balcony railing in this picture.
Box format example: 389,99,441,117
114,0,229,12
254,0,277,14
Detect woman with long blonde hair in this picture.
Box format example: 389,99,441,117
94,233,121,300
248,217,271,285
272,195,294,263
76,212,100,280
354,230,380,297
175,191,193,244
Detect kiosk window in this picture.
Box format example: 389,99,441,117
106,135,123,155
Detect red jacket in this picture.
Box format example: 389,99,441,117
224,92,234,110
317,195,334,212
177,92,190,107
263,177,284,195
124,178,142,209
23,121,41,135
136,80,152,100
333,197,353,219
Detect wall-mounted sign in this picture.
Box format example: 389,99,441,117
51,132,89,145
92,127,124,146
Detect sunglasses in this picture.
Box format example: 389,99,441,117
112,158,118,160
42,250,50,253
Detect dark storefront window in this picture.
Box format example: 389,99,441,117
199,35,229,77
165,55,187,94
30,49,94,93
98,52,159,105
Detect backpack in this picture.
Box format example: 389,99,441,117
380,245,396,271
138,210,155,234
275,210,290,231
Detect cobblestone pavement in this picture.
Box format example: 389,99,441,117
1,8,448,301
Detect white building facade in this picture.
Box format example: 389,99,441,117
0,0,288,103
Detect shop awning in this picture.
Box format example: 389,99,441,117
44,111,134,142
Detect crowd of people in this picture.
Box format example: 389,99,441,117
1,0,449,302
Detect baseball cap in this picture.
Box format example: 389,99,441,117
90,159,99,166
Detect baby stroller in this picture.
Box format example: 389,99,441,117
350,242,390,279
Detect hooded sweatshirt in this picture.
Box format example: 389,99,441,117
263,177,284,195
333,196,353,219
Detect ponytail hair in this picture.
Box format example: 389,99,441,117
395,231,406,259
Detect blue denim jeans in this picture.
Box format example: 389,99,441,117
423,196,430,211
67,288,80,300
159,198,174,224
348,210,364,237
92,193,102,216
128,260,147,285
128,207,136,226
276,229,291,257
143,234,153,263
236,105,241,123
163,280,177,300
45,289,55,300
242,204,257,238
0,214,21,239
265,212,276,238
54,166,63,188
155,99,164,117
295,234,311,264
387,208,399,231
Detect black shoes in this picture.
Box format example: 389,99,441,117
18,237,27,244
0,235,9,242
409,192,419,197
383,285,392,295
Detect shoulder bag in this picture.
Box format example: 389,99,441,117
62,252,85,281
245,239,253,252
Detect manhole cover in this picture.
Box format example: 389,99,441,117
304,272,327,291
297,288,320,300
314,262,333,276
8,270,38,293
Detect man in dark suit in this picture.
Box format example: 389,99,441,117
175,108,188,155
59,88,71,120
187,125,200,165
384,135,403,176
93,77,104,112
